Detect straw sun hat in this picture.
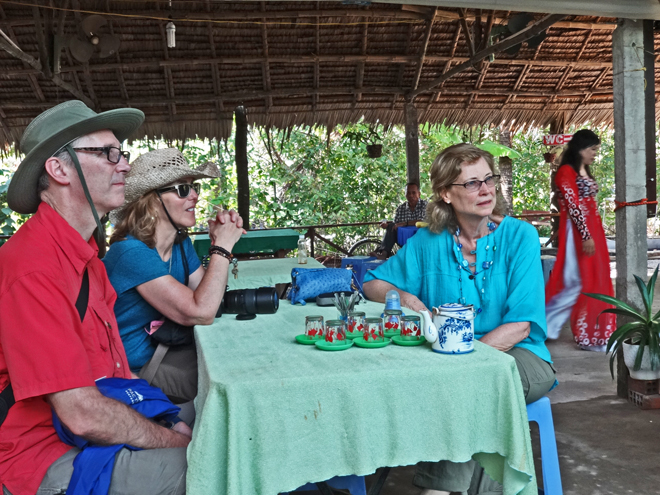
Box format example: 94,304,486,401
109,148,219,225
8,100,144,214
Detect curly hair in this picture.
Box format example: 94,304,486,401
426,143,506,234
109,190,161,248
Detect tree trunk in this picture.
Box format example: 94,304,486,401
235,106,250,228
404,101,420,186
498,128,513,215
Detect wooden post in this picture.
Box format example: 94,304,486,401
549,116,565,247
235,106,250,228
643,20,657,218
498,128,513,215
404,100,420,186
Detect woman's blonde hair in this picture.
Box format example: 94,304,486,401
426,143,506,234
109,190,161,248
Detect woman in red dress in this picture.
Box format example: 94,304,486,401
545,129,615,351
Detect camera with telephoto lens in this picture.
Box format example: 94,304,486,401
216,287,279,320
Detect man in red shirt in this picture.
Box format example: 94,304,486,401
0,101,190,495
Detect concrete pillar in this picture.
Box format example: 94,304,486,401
404,101,420,186
613,18,649,397
643,20,656,217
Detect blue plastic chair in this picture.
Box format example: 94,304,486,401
283,475,366,495
526,396,563,495
341,256,377,287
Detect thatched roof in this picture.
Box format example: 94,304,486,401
0,1,648,148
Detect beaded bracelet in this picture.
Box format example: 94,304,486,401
209,245,233,262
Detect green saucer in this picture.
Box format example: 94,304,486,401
295,334,323,345
384,330,401,338
391,335,426,346
315,339,354,351
353,337,391,349
345,332,362,340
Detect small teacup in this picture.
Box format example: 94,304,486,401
324,319,347,345
401,315,422,341
383,309,402,335
347,311,366,337
305,315,324,339
363,317,384,342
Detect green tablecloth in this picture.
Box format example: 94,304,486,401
227,258,325,290
189,301,536,495
193,229,301,259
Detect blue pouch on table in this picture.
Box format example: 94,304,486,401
289,267,358,305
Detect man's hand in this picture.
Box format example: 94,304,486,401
379,220,389,229
47,386,191,449
172,421,193,438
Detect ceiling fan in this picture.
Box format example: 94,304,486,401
65,14,121,63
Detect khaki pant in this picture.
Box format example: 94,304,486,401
32,446,187,495
140,342,198,404
413,347,557,494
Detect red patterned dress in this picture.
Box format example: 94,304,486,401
545,164,615,348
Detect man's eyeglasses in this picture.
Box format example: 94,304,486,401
157,182,201,198
451,175,500,192
72,147,130,164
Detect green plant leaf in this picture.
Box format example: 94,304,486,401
633,334,649,371
598,308,647,322
474,140,522,159
583,292,645,320
606,320,647,379
647,265,659,312
633,273,652,318
647,329,660,370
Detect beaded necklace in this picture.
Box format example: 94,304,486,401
452,219,498,312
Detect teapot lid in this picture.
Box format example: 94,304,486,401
439,303,473,311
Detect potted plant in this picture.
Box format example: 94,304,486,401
343,126,383,159
585,266,660,380
543,152,556,163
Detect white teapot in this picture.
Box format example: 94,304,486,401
419,303,476,354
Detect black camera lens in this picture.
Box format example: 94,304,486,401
217,288,279,319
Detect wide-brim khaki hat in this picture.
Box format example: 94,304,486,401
109,148,219,225
8,100,144,214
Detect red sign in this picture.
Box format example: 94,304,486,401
543,134,573,146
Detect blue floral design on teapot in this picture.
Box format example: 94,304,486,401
419,303,476,354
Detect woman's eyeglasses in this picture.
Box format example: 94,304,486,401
157,182,201,198
451,175,500,192
72,146,130,164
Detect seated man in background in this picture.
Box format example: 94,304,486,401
373,182,427,258
0,101,190,495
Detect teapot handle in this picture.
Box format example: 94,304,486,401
419,309,438,344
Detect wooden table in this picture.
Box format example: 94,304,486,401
188,301,537,495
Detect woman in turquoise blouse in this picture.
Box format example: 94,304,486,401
363,143,556,495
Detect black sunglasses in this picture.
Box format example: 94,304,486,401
157,182,201,198
72,146,130,164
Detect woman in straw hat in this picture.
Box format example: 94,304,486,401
103,148,244,403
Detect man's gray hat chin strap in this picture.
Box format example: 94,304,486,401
65,144,105,239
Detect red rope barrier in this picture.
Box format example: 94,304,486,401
613,198,658,211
